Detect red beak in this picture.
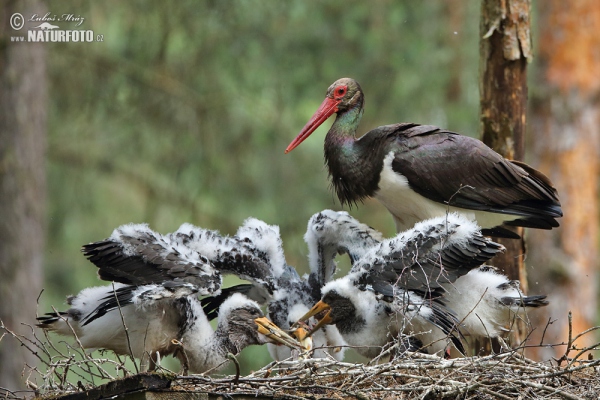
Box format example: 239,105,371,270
285,97,341,154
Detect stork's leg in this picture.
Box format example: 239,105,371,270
149,356,157,372
139,356,149,372
141,351,160,372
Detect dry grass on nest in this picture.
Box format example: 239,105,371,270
2,318,600,400
173,350,600,400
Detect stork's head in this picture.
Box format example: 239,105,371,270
285,78,364,154
217,293,303,353
296,278,379,337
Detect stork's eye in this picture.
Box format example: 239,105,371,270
249,308,261,317
333,86,347,99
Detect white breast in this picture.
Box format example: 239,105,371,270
374,152,516,232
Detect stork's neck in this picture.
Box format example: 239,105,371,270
183,326,237,374
330,102,363,140
307,241,338,288
324,104,384,206
213,329,242,356
176,301,230,374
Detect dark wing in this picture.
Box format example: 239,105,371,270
200,283,274,321
83,223,278,296
428,301,465,355
81,282,198,326
80,285,137,325
390,289,465,354
36,312,70,327
356,215,504,295
500,294,549,308
387,124,562,231
201,285,252,321
82,225,221,296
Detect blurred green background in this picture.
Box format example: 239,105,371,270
40,0,486,376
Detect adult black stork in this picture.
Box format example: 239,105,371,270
285,78,562,238
37,223,302,374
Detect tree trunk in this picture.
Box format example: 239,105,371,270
478,0,531,351
526,0,600,361
0,0,47,392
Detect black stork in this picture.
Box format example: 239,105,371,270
295,211,548,356
37,223,302,374
297,212,507,358
285,78,562,238
201,215,349,361
37,290,297,374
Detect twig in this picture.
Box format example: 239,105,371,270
227,353,240,386
539,316,556,346
557,311,574,366
111,282,139,374
171,339,190,375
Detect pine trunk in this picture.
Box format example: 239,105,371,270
478,0,531,351
0,0,47,391
526,0,600,361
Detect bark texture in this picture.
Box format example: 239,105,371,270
479,0,530,293
527,0,600,360
0,0,47,392
478,0,531,350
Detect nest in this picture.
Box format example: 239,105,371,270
173,351,600,400
2,320,600,400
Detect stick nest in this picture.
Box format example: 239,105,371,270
172,351,600,400
2,319,600,399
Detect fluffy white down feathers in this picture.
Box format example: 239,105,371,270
38,287,277,374
305,210,547,357
443,266,548,339
40,209,547,370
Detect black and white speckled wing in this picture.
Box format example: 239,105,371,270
80,281,199,326
174,223,275,293
234,217,318,330
197,217,299,325
305,210,384,288
352,213,504,296
235,218,287,279
82,224,221,296
83,221,283,297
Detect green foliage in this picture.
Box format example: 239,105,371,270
42,0,481,378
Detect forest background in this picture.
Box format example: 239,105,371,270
1,0,599,392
